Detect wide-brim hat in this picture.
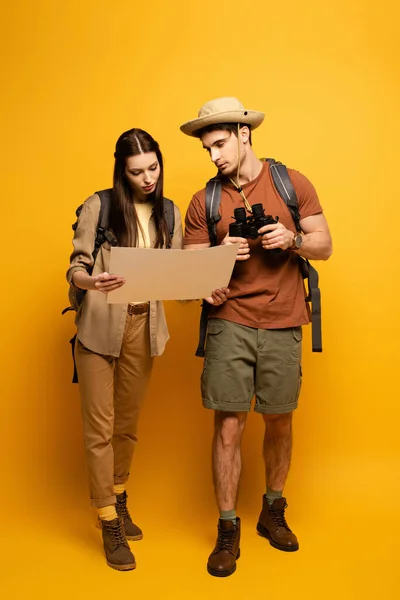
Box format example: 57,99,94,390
180,97,265,137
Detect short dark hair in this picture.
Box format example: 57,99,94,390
193,122,252,145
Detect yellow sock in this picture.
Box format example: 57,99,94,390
98,505,118,521
114,483,125,495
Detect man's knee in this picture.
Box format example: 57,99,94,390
263,411,293,433
214,411,247,446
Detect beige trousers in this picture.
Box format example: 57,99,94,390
75,309,153,507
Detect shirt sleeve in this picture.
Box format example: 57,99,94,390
289,169,323,220
183,191,211,246
66,194,100,287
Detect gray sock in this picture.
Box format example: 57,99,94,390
266,487,283,506
220,509,237,524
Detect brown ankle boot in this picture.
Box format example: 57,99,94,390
257,496,299,552
101,517,136,570
207,518,241,577
116,491,143,541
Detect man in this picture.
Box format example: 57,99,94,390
181,97,332,577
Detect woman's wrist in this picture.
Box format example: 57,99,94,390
72,270,94,291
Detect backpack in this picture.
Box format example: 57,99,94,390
63,188,175,382
195,158,322,357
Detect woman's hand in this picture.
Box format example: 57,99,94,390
72,270,126,293
92,272,126,294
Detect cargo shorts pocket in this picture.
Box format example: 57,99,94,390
286,327,302,365
204,319,225,359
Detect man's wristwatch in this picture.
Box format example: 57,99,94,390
290,233,303,250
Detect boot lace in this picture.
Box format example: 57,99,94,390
105,520,128,548
215,526,236,554
116,495,131,522
270,502,291,532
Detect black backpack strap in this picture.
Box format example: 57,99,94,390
263,158,322,352
264,159,301,232
70,333,79,383
96,188,112,228
305,262,322,352
205,178,222,246
195,302,212,357
163,198,175,248
195,178,222,357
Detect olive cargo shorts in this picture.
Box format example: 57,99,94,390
201,319,302,414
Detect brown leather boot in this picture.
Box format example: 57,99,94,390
207,518,241,577
101,517,136,571
116,491,143,541
257,496,299,552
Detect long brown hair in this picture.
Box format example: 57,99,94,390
110,128,171,248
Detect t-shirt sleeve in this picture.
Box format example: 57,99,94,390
183,191,211,245
289,169,323,220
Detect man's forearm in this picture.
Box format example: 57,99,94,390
294,231,332,261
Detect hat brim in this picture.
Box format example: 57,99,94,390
180,110,265,136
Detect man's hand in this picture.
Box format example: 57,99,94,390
259,222,294,251
221,234,250,261
92,272,126,294
205,287,230,306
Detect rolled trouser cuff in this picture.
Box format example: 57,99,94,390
90,494,116,508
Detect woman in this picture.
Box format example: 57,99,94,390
67,128,183,571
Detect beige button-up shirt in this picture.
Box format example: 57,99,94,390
66,193,183,357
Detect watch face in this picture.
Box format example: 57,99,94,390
295,234,303,249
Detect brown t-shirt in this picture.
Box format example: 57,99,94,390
184,162,323,329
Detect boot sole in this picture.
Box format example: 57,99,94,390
125,533,143,541
105,558,136,571
207,549,241,578
256,523,299,552
97,520,143,541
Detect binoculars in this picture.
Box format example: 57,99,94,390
229,203,279,240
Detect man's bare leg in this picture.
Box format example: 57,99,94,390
207,411,247,577
212,411,248,514
263,412,293,494
257,412,298,551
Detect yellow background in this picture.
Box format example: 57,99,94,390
1,0,399,597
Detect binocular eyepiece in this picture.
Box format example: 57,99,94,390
229,203,279,241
